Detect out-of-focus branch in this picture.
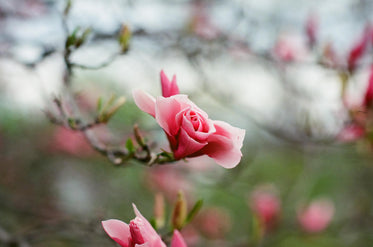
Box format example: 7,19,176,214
0,225,31,247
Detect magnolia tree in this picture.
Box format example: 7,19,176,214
2,0,373,247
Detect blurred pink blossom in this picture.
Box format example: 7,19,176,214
133,71,245,168
337,124,365,143
297,198,335,233
305,13,318,47
177,226,200,247
146,166,194,202
363,65,373,108
347,24,372,72
194,207,231,239
250,186,281,231
190,1,220,40
273,34,308,62
50,127,93,156
338,66,373,143
102,204,187,247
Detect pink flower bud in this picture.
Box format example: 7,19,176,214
154,193,166,229
160,70,179,97
172,191,188,230
297,198,335,233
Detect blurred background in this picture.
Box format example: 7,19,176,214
1,0,373,246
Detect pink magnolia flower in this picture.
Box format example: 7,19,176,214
133,71,245,168
250,187,281,231
297,198,335,233
102,204,187,247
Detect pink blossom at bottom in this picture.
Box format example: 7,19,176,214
102,204,187,247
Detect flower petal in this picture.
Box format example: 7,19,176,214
132,204,165,245
102,219,131,247
174,127,207,159
133,89,156,117
171,230,187,247
160,70,179,97
213,120,245,150
202,121,245,168
155,96,183,136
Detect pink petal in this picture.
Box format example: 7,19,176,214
174,127,207,159
132,204,158,236
214,121,245,150
169,75,179,96
348,24,372,72
201,121,245,168
171,230,187,247
133,89,156,117
136,238,166,247
155,96,183,136
337,124,365,142
155,95,209,136
179,112,214,142
150,238,168,247
363,65,373,108
132,204,165,246
102,219,131,247
160,70,179,97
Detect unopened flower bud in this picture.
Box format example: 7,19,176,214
172,191,187,230
133,124,146,147
64,0,72,16
119,24,131,53
75,27,92,48
104,96,126,120
154,193,165,229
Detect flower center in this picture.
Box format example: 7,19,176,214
187,110,202,131
129,220,145,245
